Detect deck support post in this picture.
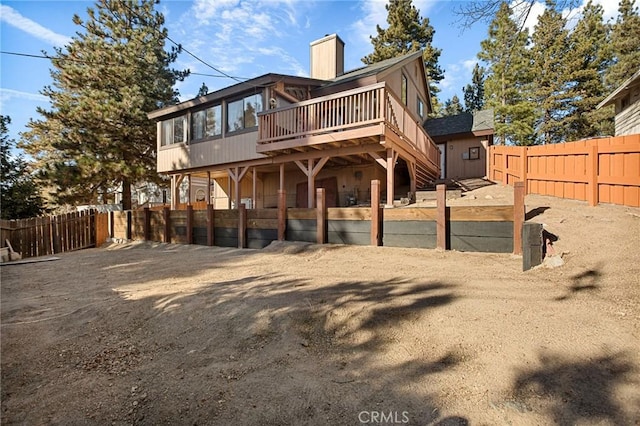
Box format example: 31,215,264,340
386,148,398,207
295,157,329,208
206,171,211,205
163,206,171,243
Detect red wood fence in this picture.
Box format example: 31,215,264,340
0,210,110,259
488,134,640,207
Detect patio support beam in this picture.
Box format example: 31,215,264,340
252,167,257,209
171,174,185,210
279,163,285,191
206,171,211,205
408,161,417,201
386,148,398,207
295,157,329,208
228,166,250,209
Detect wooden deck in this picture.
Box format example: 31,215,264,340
257,82,440,187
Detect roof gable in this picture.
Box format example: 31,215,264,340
424,109,494,138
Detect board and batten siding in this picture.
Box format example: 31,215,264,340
615,100,640,136
157,130,266,173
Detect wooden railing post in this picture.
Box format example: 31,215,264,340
238,203,246,249
186,204,194,244
207,204,215,246
513,181,525,255
436,184,447,250
371,180,381,246
163,206,171,243
277,190,287,241
316,188,326,244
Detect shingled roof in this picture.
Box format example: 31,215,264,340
424,109,494,138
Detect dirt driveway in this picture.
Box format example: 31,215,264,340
2,186,639,425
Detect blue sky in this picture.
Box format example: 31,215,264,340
0,0,623,145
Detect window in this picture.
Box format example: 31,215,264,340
417,97,425,118
227,93,263,132
401,74,408,105
192,105,221,140
161,115,187,146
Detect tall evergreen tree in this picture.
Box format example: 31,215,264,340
362,0,444,101
1,116,45,219
529,0,571,144
20,0,187,210
463,63,485,112
607,0,640,89
478,2,535,145
443,95,464,116
564,1,614,139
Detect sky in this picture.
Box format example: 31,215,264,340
0,0,625,146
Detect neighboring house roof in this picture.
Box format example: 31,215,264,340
597,67,640,109
424,109,494,139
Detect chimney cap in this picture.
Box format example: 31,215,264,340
310,33,345,47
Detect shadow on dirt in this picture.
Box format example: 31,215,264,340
555,265,603,301
512,351,637,425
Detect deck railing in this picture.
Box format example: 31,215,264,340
257,82,439,169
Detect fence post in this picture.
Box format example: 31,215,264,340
436,184,447,250
520,146,528,193
502,149,509,185
588,145,599,207
277,189,287,241
238,203,246,249
513,181,525,255
163,207,171,243
126,211,132,241
109,211,114,240
144,207,151,241
207,204,215,246
186,204,194,244
316,188,326,244
371,180,381,246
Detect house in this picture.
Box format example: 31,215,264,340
148,34,440,209
597,68,640,136
423,109,494,180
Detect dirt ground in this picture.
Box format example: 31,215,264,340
2,184,639,425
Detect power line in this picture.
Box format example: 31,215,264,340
1,50,249,80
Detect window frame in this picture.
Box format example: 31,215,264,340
191,104,222,142
226,92,263,134
160,115,187,147
417,96,425,118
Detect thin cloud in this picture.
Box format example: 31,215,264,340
0,88,48,103
0,5,71,47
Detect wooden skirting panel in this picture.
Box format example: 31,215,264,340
327,220,371,246
214,227,238,248
286,219,316,243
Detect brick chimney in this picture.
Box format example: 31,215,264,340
309,34,345,80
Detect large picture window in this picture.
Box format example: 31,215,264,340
161,115,187,146
227,93,263,132
192,105,222,140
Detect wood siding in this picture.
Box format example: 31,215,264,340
615,101,640,136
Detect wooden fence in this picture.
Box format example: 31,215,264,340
488,134,640,207
0,210,110,259
108,181,527,256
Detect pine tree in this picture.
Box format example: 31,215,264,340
197,82,209,97
478,2,535,145
463,63,485,112
20,0,187,210
607,0,640,89
530,0,571,144
362,0,444,100
564,1,614,139
1,116,45,219
443,95,464,116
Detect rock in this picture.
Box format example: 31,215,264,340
543,255,564,268
485,195,494,199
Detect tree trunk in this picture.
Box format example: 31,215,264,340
121,178,132,210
